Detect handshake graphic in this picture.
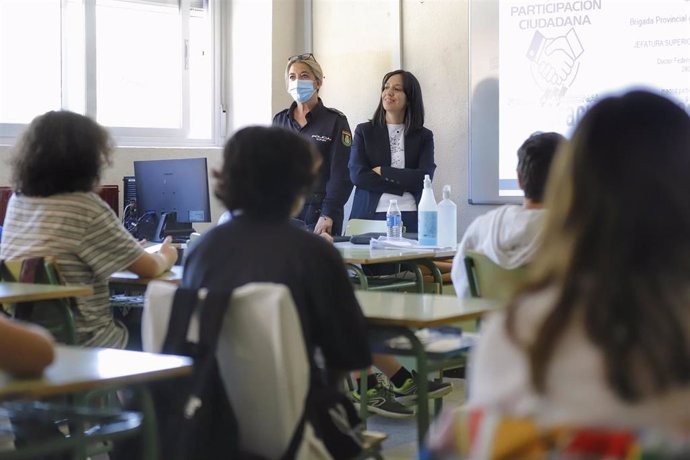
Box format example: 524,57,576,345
527,28,583,90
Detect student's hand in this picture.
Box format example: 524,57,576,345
319,232,334,244
372,166,382,175
314,216,333,236
138,239,148,246
159,236,178,268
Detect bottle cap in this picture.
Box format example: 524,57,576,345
443,184,451,198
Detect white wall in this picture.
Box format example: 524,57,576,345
0,0,496,237
312,0,496,235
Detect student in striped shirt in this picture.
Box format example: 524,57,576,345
0,111,177,348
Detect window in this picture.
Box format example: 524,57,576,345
0,0,219,146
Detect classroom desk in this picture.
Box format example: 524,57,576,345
0,345,192,401
109,266,183,287
336,242,456,293
336,242,454,264
354,290,501,446
0,345,192,459
0,282,93,304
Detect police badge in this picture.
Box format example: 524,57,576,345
341,130,352,147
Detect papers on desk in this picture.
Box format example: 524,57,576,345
385,329,480,353
368,236,453,250
144,243,162,254
369,236,419,249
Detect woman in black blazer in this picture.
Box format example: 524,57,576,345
347,72,451,414
348,70,436,233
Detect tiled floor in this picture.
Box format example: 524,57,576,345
368,378,466,459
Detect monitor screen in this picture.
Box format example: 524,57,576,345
133,157,211,224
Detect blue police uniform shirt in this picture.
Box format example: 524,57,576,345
273,99,353,235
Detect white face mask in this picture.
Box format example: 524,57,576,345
288,79,316,104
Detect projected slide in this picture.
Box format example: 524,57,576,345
498,0,689,196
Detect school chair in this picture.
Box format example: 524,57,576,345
0,256,77,344
464,250,530,303
143,281,385,459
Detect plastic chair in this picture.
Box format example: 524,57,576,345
143,281,336,459
0,257,77,344
463,250,530,303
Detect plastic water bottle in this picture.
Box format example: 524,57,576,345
386,199,403,239
437,185,458,248
418,174,438,246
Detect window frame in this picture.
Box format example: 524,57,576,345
0,0,222,148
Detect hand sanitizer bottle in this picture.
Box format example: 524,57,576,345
418,174,438,246
437,185,457,248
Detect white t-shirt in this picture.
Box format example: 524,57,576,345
469,287,690,432
376,124,417,212
1,192,146,348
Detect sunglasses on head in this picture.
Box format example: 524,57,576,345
288,53,315,62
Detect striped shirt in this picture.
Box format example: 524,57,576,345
0,192,145,348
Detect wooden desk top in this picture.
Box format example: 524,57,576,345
110,265,183,286
355,291,501,328
336,242,456,265
0,282,94,304
0,345,192,401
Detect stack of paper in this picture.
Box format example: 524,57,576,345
369,236,419,249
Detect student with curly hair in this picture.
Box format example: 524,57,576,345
1,111,177,348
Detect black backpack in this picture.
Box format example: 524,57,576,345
151,288,242,460
150,288,306,460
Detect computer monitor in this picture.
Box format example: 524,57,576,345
133,157,211,242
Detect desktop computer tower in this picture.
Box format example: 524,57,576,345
122,176,140,237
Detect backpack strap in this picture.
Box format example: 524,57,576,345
185,290,234,411
161,288,199,354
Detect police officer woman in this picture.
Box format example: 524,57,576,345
273,53,352,237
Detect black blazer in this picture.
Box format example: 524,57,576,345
348,121,436,220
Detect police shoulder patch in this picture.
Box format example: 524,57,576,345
341,130,352,147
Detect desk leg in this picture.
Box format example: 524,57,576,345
395,328,430,446
347,264,369,290
400,262,425,293
135,385,160,460
359,369,369,424
414,259,444,294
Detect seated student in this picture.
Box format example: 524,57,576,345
0,317,54,376
181,126,371,456
451,131,564,297
0,111,177,348
468,91,690,432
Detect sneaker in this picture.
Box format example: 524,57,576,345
391,371,453,405
351,384,415,419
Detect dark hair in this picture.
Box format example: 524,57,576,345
11,111,113,196
214,126,320,221
508,90,690,402
372,70,425,133
516,132,565,202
